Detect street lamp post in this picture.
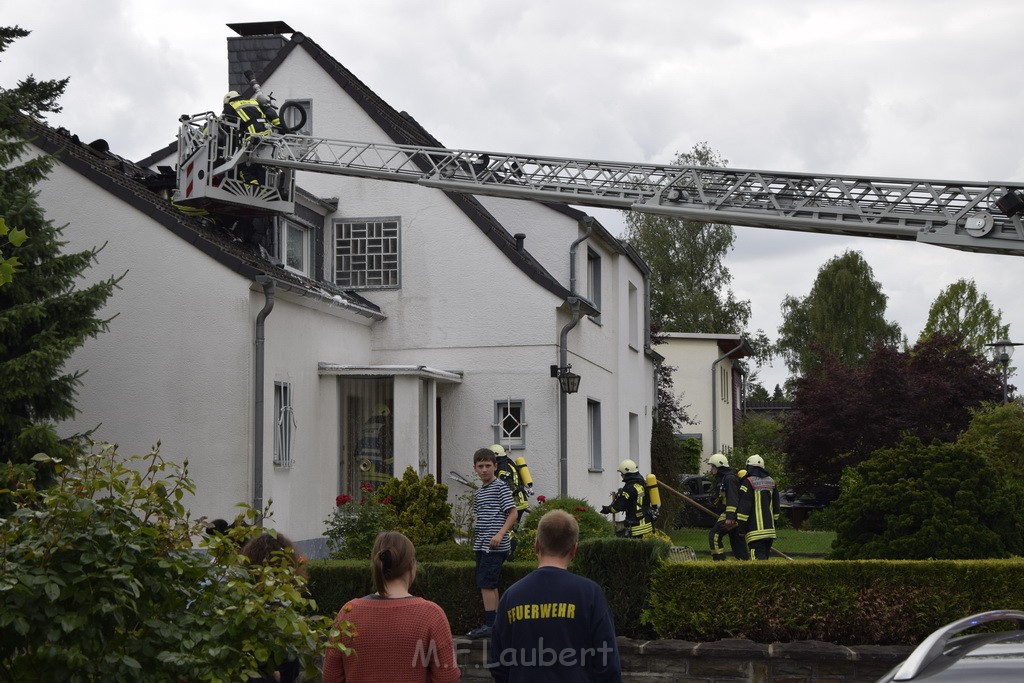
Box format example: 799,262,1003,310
985,339,1021,404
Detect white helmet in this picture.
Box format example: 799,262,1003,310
617,459,638,474
707,453,729,469
488,444,506,457
746,454,765,468
223,90,241,105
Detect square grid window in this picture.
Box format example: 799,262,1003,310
493,399,526,450
273,381,296,467
588,399,602,470
334,218,400,289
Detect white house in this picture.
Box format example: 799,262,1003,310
38,20,658,553
658,332,752,461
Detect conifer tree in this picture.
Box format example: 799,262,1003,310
0,26,119,471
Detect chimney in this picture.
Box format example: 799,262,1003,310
226,21,295,93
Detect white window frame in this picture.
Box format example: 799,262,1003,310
588,399,602,471
587,247,602,321
279,218,312,277
493,399,526,450
333,217,401,290
628,281,639,350
273,381,296,467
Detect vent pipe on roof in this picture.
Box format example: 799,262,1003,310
514,233,525,252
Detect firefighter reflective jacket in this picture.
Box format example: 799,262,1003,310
736,465,781,542
610,472,653,537
712,466,742,523
496,456,529,512
223,98,280,136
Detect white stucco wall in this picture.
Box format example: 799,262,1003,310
659,333,742,461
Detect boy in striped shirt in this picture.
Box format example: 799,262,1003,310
466,447,518,639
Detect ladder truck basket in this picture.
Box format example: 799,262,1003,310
173,113,295,216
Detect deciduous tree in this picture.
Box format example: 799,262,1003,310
783,334,1001,491
920,278,1009,356
776,250,901,378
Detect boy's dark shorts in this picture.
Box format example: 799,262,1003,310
475,550,507,589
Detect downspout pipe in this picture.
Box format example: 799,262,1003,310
254,275,275,521
558,217,594,497
711,341,745,454
558,297,583,498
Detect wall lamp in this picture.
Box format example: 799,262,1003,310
550,364,581,394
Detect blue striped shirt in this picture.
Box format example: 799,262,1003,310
473,479,515,552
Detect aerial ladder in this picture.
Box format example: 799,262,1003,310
174,92,1024,256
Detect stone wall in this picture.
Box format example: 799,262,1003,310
455,635,911,682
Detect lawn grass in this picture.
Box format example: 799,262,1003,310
668,526,836,559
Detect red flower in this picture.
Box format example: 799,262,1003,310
380,496,393,505
537,495,547,503
336,494,352,507
360,482,374,492
574,506,586,512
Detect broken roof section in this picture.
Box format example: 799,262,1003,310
30,119,382,320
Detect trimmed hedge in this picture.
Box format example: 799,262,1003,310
573,536,669,638
646,558,1024,645
308,559,535,634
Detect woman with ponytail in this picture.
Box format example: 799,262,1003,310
322,531,460,682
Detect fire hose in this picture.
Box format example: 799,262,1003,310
657,480,794,562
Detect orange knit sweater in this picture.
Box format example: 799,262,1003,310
322,595,461,683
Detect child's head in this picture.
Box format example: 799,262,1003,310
473,447,497,466
371,530,416,595
473,447,497,483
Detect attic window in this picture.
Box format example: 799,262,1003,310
334,217,400,290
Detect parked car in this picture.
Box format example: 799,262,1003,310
876,610,1024,681
673,474,717,528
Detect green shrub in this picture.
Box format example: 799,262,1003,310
0,443,348,681
415,542,475,562
645,559,1024,645
573,536,669,638
829,437,1024,559
517,496,615,553
376,467,455,546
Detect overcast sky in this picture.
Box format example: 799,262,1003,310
3,0,1024,390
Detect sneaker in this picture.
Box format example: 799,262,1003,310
466,625,493,639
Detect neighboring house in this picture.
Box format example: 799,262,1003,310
39,21,658,553
658,332,752,460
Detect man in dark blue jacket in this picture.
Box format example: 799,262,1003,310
488,510,621,682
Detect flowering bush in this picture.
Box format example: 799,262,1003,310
324,482,395,560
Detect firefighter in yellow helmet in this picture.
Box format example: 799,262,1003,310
736,454,781,560
221,90,282,186
707,453,748,561
489,444,533,556
601,459,655,538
